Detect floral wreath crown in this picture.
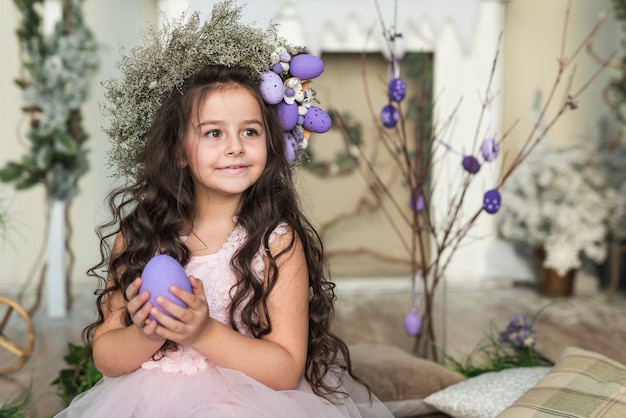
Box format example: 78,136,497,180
102,0,331,179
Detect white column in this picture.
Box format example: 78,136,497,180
42,0,67,318
46,199,67,318
43,0,62,35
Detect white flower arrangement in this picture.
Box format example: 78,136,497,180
498,135,622,277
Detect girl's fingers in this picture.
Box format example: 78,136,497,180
125,277,142,300
150,305,181,336
127,290,149,312
153,295,187,323
189,275,203,293
169,276,206,310
142,317,158,334
151,280,211,344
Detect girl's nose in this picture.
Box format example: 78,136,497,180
225,136,244,156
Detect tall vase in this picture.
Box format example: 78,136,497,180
534,248,575,297
46,199,67,318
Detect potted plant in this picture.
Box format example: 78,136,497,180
497,133,620,296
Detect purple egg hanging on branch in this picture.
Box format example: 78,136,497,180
409,190,425,212
381,104,399,128
462,155,481,174
483,189,502,214
404,310,422,336
388,77,407,102
481,137,500,162
404,271,423,336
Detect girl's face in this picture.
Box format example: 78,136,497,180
183,84,268,204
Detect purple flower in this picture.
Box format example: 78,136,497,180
499,313,536,349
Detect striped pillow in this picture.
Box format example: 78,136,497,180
498,346,626,417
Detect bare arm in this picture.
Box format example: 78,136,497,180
150,228,309,390
91,233,166,377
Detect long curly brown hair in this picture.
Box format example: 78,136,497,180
84,65,359,399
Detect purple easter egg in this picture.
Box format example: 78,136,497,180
140,254,191,322
404,311,422,336
483,189,502,214
388,78,407,102
481,137,500,162
303,106,332,133
259,72,284,105
293,129,304,142
462,155,481,174
381,104,399,128
272,62,284,74
409,190,425,212
289,54,324,80
276,101,299,131
284,133,298,163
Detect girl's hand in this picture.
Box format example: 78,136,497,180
150,275,213,346
125,277,163,341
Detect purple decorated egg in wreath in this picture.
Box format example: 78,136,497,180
284,132,299,163
259,72,284,105
303,106,332,133
276,101,299,131
289,54,324,80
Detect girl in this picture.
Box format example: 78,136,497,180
55,2,392,417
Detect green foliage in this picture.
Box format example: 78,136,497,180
442,310,555,378
0,389,35,418
442,324,554,378
51,342,102,406
2,0,99,201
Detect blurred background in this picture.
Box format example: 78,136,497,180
0,0,621,313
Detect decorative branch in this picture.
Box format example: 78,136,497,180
331,0,613,360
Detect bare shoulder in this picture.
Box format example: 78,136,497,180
268,223,300,254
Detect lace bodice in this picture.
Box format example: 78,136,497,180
142,223,287,374
185,223,286,333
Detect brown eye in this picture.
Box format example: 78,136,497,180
205,129,222,138
242,128,260,137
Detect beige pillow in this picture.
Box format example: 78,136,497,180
350,344,465,417
499,346,626,417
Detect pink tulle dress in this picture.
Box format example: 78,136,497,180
54,224,393,418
